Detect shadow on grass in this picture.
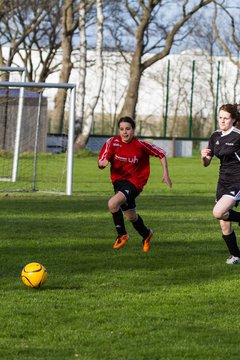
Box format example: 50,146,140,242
0,193,215,214
0,194,238,291
0,236,236,291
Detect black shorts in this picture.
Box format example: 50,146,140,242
216,181,240,205
113,180,139,211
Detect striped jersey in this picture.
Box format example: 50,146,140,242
208,126,240,183
98,136,166,192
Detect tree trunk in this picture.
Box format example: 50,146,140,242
0,46,8,81
50,0,73,134
118,52,142,119
75,0,104,149
75,0,87,139
119,0,213,119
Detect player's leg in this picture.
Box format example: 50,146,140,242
213,196,240,263
108,192,129,249
219,219,240,264
108,191,126,213
124,209,149,238
225,190,240,223
212,195,236,220
124,209,153,253
213,184,240,223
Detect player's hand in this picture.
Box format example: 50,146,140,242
162,175,172,188
201,148,212,167
98,159,109,169
201,148,211,159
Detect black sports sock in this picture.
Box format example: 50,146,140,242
132,214,149,238
222,231,240,257
227,209,240,223
112,209,127,236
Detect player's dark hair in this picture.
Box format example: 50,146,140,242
219,104,240,128
118,116,136,129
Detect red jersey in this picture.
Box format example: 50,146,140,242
98,136,166,192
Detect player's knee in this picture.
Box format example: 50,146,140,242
126,213,137,222
212,207,227,220
108,198,119,213
212,208,221,219
108,198,114,212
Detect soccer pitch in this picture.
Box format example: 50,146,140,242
0,154,240,360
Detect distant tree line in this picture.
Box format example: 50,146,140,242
0,0,239,148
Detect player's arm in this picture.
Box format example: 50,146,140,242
141,140,172,188
98,158,109,169
98,137,113,169
160,156,172,188
201,148,212,167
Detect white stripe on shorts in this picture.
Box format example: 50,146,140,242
234,190,240,201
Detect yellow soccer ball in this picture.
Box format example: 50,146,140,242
21,262,48,288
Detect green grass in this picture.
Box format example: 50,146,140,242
0,155,239,359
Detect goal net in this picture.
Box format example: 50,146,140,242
0,67,75,195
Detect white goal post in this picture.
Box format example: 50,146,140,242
0,66,26,183
0,80,76,195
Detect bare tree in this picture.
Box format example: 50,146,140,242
1,0,224,146
182,13,222,132
50,0,78,133
74,0,95,137
105,0,214,119
75,0,104,149
0,0,62,82
213,1,240,68
75,0,87,136
120,0,215,116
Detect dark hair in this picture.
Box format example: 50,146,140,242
117,116,136,129
219,104,240,128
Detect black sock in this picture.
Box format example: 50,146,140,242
132,214,149,238
227,209,240,223
222,231,240,257
112,209,127,236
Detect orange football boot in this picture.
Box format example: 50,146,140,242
113,234,129,249
142,230,153,253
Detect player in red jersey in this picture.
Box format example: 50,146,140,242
98,116,172,252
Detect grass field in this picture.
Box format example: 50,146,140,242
1,154,240,360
